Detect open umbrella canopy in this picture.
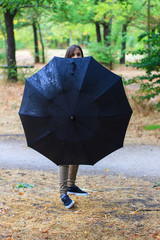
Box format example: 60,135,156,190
19,56,132,165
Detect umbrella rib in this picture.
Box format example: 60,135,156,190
72,58,91,114
19,113,69,118
76,119,124,160
78,112,132,118
93,77,128,104
26,79,70,116
25,118,68,146
26,79,49,100
54,60,76,115
76,117,123,145
55,122,72,165
46,124,70,165
54,60,66,94
78,57,91,91
73,122,91,165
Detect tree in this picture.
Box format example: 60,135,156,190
2,6,17,80
115,0,145,64
0,11,7,62
126,30,160,110
32,19,40,63
94,0,113,46
123,0,160,110
94,0,101,42
95,21,101,42
51,0,102,44
0,0,53,81
14,6,48,63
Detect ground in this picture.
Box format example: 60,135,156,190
0,169,160,240
0,50,160,240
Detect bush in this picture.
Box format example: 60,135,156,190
0,51,6,64
124,30,160,111
88,42,119,69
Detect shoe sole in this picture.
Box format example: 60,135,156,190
65,200,75,209
67,191,88,196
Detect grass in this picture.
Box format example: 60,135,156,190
0,169,160,240
143,124,160,131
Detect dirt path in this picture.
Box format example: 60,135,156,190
0,168,160,240
0,137,160,181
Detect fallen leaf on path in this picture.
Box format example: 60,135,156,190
0,208,8,213
152,231,160,239
130,210,138,215
41,230,49,233
18,192,24,195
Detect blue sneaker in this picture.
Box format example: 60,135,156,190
61,193,75,209
67,185,88,196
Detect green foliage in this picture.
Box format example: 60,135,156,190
151,181,160,188
15,182,35,189
15,25,34,49
143,124,160,130
7,65,18,82
1,0,160,83
1,65,36,83
17,66,36,84
88,42,119,67
0,0,53,11
126,30,160,111
0,50,5,63
132,32,160,73
11,101,17,109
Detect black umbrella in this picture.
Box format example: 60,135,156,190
19,56,132,165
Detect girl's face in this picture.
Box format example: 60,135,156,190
71,48,82,58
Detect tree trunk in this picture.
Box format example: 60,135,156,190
0,19,8,63
32,21,40,63
38,23,45,63
120,23,127,64
147,0,151,55
102,18,113,69
4,9,17,82
95,21,101,42
94,0,101,42
102,18,112,46
103,21,109,45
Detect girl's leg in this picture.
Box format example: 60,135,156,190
59,165,69,195
67,165,88,196
67,165,79,188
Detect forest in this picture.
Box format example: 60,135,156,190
0,0,160,109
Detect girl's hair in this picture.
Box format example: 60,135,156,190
65,45,84,58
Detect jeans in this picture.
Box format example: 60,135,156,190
59,165,79,195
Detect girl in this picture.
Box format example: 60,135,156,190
59,45,88,209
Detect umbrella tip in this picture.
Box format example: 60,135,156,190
69,115,76,121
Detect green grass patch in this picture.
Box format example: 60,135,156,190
15,182,35,189
143,124,160,130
